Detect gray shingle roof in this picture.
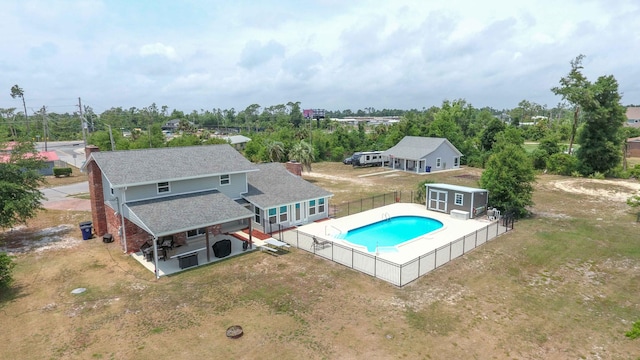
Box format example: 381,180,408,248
126,190,253,237
381,136,462,159
244,163,333,208
86,144,259,187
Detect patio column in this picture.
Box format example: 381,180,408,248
249,220,253,249
205,229,211,262
152,236,159,279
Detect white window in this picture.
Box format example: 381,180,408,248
436,158,442,168
110,187,114,195
453,157,459,167
454,193,464,206
254,207,261,223
309,200,316,215
187,228,206,238
279,206,288,222
157,182,170,194
318,198,325,213
268,208,277,224
220,174,230,186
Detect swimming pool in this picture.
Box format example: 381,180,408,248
336,215,443,252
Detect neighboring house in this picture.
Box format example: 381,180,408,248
626,107,640,128
627,136,640,157
161,118,194,131
80,144,332,257
222,135,251,151
0,142,59,176
426,183,488,219
381,136,463,173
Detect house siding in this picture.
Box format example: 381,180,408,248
424,143,460,171
122,173,248,202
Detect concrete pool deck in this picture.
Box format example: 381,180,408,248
295,202,498,264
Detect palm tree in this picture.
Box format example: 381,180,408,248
10,85,28,134
266,141,285,162
289,140,314,172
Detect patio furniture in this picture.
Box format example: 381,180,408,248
265,238,290,249
212,239,232,258
159,236,174,249
312,236,331,249
170,247,206,269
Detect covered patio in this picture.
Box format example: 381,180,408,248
123,190,256,278
131,233,254,276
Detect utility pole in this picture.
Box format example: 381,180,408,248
78,97,87,147
40,106,48,151
107,125,116,151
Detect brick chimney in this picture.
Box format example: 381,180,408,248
285,161,303,176
85,145,107,237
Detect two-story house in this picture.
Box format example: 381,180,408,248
82,144,332,276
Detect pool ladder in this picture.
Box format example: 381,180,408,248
382,212,390,221
325,225,342,236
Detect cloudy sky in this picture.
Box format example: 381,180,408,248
1,0,638,115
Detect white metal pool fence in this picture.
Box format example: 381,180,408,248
281,220,513,287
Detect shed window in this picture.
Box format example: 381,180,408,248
454,193,464,206
157,182,170,193
453,157,459,167
318,198,325,213
279,206,288,222
436,158,442,168
220,174,230,186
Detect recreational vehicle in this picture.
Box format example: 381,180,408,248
352,151,383,167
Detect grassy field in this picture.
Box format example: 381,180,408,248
1,162,639,359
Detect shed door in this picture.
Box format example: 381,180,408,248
428,189,448,213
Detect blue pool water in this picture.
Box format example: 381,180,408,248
337,215,443,252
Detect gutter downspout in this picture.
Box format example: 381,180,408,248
120,187,128,253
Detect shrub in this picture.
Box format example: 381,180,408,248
53,167,72,177
629,164,640,179
626,320,640,339
0,252,16,290
546,153,579,176
588,172,606,180
530,149,549,170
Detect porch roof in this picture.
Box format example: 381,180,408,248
125,190,253,237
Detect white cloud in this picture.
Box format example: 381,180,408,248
139,43,179,61
1,0,639,113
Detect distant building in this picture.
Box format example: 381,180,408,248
625,107,640,128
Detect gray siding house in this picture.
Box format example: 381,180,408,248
381,136,462,173
82,144,332,277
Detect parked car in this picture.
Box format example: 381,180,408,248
343,152,361,165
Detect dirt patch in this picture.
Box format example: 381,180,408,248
0,224,82,254
551,178,640,202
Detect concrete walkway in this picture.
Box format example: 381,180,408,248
41,182,91,211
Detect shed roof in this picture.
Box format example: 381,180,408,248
381,136,462,160
83,144,259,188
426,183,487,193
244,163,333,208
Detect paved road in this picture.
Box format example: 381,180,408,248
41,181,91,211
35,140,86,167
